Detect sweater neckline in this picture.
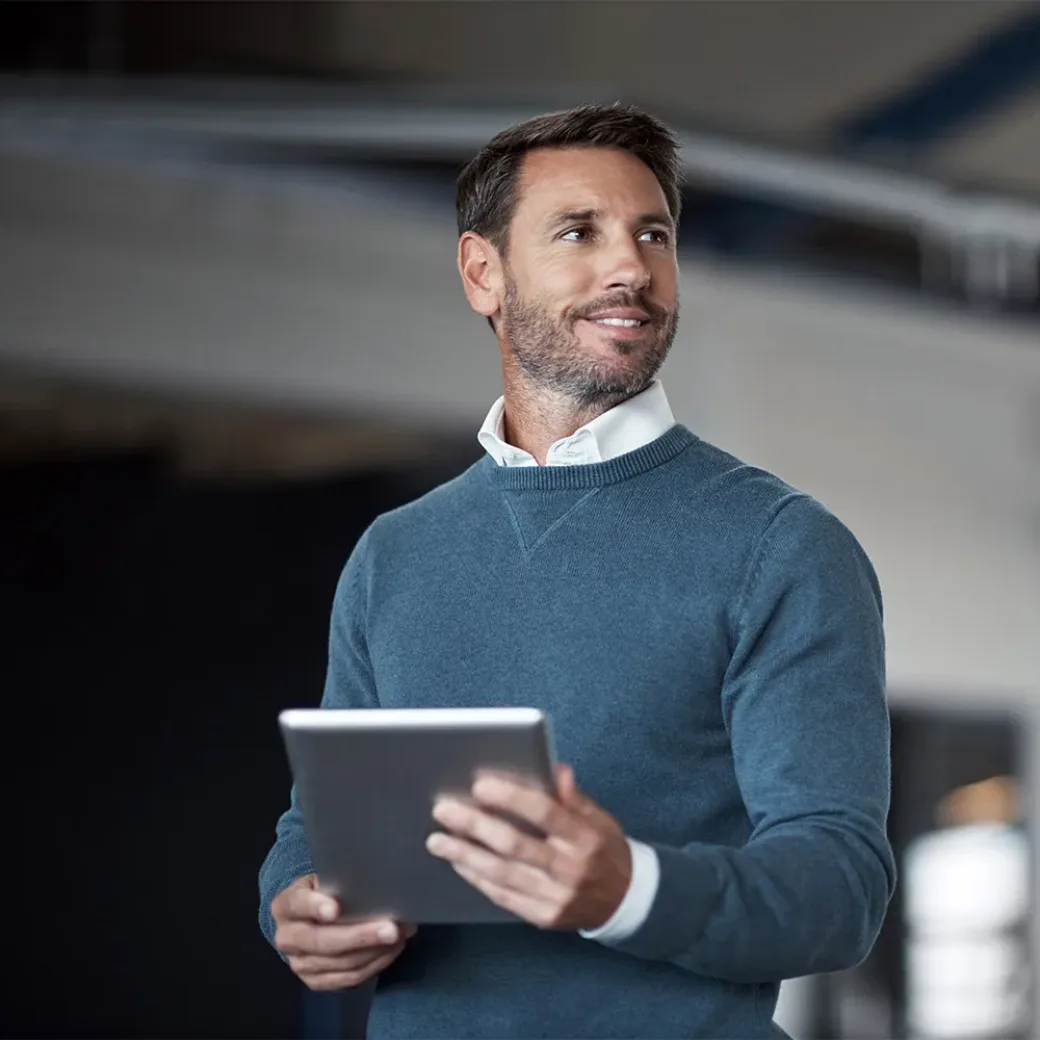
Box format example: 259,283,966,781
479,424,698,491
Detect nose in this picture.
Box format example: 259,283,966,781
602,234,652,292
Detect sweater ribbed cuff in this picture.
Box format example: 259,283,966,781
258,836,313,950
610,842,717,963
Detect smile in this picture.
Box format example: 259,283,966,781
579,317,653,340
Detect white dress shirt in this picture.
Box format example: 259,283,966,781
477,379,674,943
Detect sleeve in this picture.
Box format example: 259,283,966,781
612,494,897,983
257,527,381,949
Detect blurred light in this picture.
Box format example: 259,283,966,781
904,792,1030,1038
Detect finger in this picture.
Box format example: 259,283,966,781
556,763,577,805
452,863,565,931
554,764,599,816
470,774,585,842
291,940,406,976
302,945,404,992
276,917,404,958
431,799,556,871
427,831,566,900
282,881,340,923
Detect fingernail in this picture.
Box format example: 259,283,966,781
378,922,398,943
318,900,337,921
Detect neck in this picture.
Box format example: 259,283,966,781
498,359,636,466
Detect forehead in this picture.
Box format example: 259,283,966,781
511,146,670,227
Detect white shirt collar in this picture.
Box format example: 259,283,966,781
477,380,676,467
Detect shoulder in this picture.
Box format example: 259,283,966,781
671,433,819,536
674,432,875,582
359,456,492,556
331,458,490,602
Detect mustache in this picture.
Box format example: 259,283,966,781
572,293,672,324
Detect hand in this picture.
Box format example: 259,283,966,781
426,764,632,931
271,874,417,991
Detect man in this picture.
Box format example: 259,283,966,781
259,103,896,1038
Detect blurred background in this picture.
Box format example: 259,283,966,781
1,1,1038,1037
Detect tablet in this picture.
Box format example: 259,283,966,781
278,707,557,924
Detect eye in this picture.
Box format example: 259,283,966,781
560,226,593,242
639,228,672,245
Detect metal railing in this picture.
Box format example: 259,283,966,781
2,75,1039,305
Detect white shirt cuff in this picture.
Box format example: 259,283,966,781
579,838,660,944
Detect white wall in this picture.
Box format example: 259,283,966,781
1,149,1037,703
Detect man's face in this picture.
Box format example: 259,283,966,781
497,146,679,405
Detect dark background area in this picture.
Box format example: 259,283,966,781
0,443,479,1038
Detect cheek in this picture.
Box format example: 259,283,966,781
537,254,598,299
652,260,679,306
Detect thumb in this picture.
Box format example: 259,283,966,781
556,763,599,817
555,763,578,806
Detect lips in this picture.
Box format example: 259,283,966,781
582,309,652,325
574,298,663,343
578,316,654,343
589,317,646,328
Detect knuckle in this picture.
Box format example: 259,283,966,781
581,828,605,854
553,862,580,888
544,848,570,877
500,863,526,890
486,858,509,883
573,842,598,871
314,930,341,957
532,803,553,828
499,828,524,856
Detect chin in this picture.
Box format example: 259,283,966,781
581,364,656,399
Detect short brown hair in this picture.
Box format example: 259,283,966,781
456,102,683,252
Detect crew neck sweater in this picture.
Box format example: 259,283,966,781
259,425,896,1039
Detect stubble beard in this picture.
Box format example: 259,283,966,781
500,275,679,410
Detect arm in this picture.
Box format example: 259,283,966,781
612,494,897,982
258,530,379,949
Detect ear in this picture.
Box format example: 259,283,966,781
458,232,503,324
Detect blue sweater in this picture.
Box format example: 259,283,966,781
259,425,896,1038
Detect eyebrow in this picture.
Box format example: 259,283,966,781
545,208,675,231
